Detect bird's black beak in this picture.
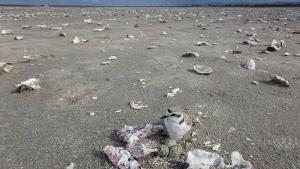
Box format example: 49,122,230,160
160,115,168,119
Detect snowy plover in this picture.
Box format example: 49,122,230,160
161,107,192,140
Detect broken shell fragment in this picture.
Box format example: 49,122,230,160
182,52,199,58
193,65,213,75
65,162,75,169
108,56,117,60
186,149,225,169
14,36,24,40
241,59,255,70
83,18,93,24
49,27,62,30
103,146,141,169
58,32,67,37
1,30,13,35
23,54,54,61
0,62,13,74
196,41,211,46
266,39,286,51
231,151,253,169
16,78,40,92
271,75,290,87
130,101,148,110
166,88,182,97
161,31,167,35
72,37,88,44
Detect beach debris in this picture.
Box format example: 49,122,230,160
283,52,290,56
196,41,211,46
251,81,259,85
62,23,69,27
0,62,13,74
65,162,75,169
161,31,167,35
266,39,286,51
14,36,24,40
108,56,117,60
182,52,199,58
36,24,47,28
193,65,213,75
129,101,148,110
23,54,54,61
186,149,225,169
243,33,258,46
72,37,88,44
1,30,13,35
103,146,141,169
83,18,93,24
16,78,40,92
124,34,134,40
158,144,169,157
158,18,167,23
49,27,62,30
93,24,111,32
21,25,31,29
127,143,158,158
115,109,122,113
58,32,67,37
227,127,236,133
241,59,255,70
231,151,253,169
117,124,164,144
232,50,242,54
212,144,221,151
101,61,110,65
271,75,290,87
166,88,182,98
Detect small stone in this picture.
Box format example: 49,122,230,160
89,112,96,116
101,61,110,65
169,145,183,158
284,52,290,56
158,144,169,157
91,96,98,100
251,81,259,85
1,29,13,35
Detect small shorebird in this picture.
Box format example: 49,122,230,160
160,107,192,140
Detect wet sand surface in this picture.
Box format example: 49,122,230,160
0,6,300,169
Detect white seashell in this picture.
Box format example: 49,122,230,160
65,162,75,169
83,18,93,24
14,36,24,40
108,56,117,60
72,37,88,44
166,88,182,98
186,149,225,169
196,41,211,46
242,59,255,70
0,62,13,73
1,29,13,35
231,151,253,169
130,101,148,110
193,65,213,75
16,78,40,92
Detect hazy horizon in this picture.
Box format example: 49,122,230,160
0,0,299,6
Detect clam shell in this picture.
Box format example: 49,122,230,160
193,65,213,75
